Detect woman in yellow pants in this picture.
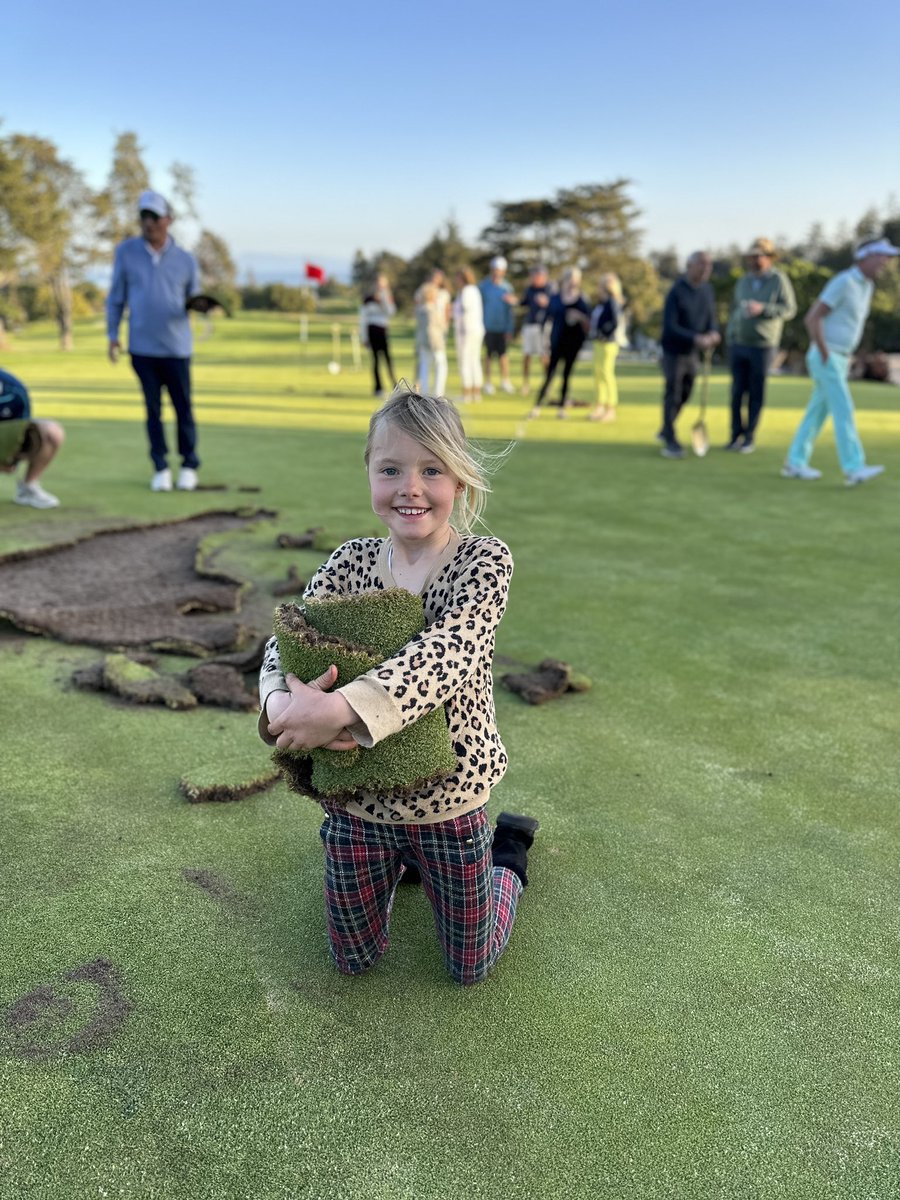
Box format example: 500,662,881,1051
589,273,625,422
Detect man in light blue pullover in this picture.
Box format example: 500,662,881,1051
107,189,201,491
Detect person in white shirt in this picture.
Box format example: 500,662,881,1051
452,267,485,402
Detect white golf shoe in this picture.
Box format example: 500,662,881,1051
14,480,60,509
781,463,822,481
151,468,173,492
176,467,198,491
845,465,885,487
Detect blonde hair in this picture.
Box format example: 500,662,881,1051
598,272,623,303
415,281,436,306
364,386,499,533
457,266,476,286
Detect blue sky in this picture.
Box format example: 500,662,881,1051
5,0,899,281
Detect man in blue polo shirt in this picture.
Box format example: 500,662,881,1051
107,189,201,491
782,237,899,487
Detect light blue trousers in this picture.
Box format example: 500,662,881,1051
786,346,865,474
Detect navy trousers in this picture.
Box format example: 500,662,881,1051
661,351,699,443
130,355,199,471
729,344,775,443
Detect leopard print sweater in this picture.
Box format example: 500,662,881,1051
259,531,512,824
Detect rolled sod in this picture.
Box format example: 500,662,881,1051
272,588,456,803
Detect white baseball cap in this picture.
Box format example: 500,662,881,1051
138,189,171,217
854,237,900,260
490,255,508,271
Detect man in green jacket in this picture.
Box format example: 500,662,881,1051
725,237,797,452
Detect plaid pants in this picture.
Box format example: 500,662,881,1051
319,805,523,985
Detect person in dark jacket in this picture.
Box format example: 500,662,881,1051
658,252,721,457
530,269,591,418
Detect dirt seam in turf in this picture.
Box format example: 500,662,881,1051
0,506,276,568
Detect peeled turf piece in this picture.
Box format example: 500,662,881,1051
272,588,456,803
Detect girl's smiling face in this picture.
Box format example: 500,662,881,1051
367,423,463,551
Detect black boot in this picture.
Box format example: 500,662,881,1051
398,858,421,885
492,812,539,886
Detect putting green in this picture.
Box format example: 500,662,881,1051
2,314,899,1199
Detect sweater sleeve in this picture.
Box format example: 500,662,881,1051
663,286,696,345
338,540,513,748
106,246,127,341
763,272,797,321
506,290,516,334
256,541,360,743
187,253,200,301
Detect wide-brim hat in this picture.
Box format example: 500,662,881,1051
746,237,776,258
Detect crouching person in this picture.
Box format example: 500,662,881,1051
0,368,64,509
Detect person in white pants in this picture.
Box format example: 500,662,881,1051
415,281,449,397
453,267,485,402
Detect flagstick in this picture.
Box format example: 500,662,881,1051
299,314,308,356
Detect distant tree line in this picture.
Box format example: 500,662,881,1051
2,120,899,355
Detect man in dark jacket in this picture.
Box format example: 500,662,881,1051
658,252,720,458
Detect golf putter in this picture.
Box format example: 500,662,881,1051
691,349,712,457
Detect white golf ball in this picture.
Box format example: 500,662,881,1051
328,362,340,375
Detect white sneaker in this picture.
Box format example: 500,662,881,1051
483,382,495,395
845,465,885,487
14,480,60,509
151,468,173,492
176,467,198,491
781,463,822,481
500,379,515,394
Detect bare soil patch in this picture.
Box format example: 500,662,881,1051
0,509,274,655
3,957,131,1059
181,867,245,905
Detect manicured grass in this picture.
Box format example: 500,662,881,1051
2,314,900,1198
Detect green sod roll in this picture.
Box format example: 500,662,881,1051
272,588,456,803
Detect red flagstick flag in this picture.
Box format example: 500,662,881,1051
305,263,325,283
